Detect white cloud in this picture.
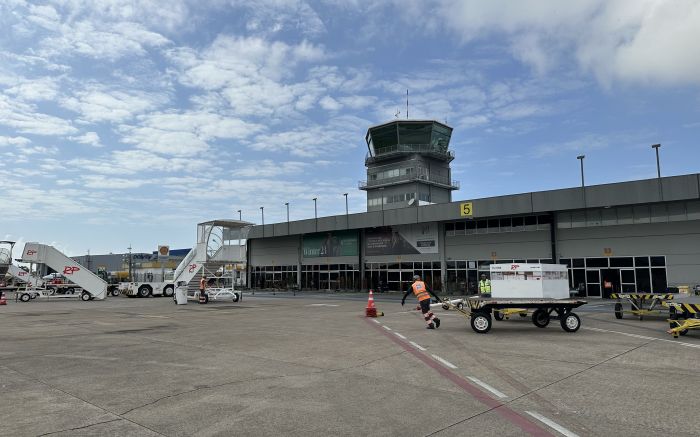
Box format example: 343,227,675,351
61,86,168,123
6,76,61,101
319,95,342,111
0,136,31,147
69,131,102,147
0,94,77,135
82,174,145,189
236,160,309,177
228,0,326,37
403,0,700,87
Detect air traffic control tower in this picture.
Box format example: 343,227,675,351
360,120,458,211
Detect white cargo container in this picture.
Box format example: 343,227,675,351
489,263,569,299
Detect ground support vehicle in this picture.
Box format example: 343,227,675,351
440,296,587,334
611,293,674,320
666,302,700,338
20,243,108,301
188,288,242,304
125,280,174,298
16,286,92,302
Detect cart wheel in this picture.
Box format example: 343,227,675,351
456,302,463,310
20,293,31,302
679,329,688,336
163,285,174,298
232,292,240,303
442,303,449,310
66,287,75,294
493,311,504,321
532,309,550,328
80,292,91,301
614,303,623,319
561,313,581,332
470,313,492,334
47,287,56,295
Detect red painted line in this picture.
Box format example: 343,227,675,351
364,318,553,437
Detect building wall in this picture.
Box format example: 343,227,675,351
445,230,551,261
249,236,299,266
557,220,700,285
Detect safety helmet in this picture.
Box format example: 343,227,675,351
413,274,420,280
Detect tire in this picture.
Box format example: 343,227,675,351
20,293,31,302
138,285,151,298
163,286,174,298
456,302,463,310
66,287,75,294
470,313,492,334
614,303,623,319
80,292,91,301
47,287,56,296
532,309,550,328
561,312,581,332
493,311,504,321
111,289,120,297
232,292,240,303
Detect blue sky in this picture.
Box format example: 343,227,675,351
1,0,699,257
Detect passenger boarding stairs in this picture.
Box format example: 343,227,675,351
21,243,108,299
8,264,45,287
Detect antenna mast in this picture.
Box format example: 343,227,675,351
406,89,409,119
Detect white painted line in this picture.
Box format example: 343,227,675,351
46,354,118,361
584,327,700,349
466,376,508,398
431,354,458,369
409,341,426,351
372,319,381,324
382,325,392,331
308,303,340,307
394,332,407,340
526,411,579,437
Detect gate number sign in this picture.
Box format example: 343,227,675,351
460,202,473,217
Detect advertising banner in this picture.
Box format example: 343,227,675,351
303,231,359,258
365,224,438,256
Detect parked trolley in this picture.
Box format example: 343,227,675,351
611,293,674,320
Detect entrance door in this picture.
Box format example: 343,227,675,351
600,268,620,298
586,269,601,297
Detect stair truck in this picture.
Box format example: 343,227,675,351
19,242,108,302
172,219,251,304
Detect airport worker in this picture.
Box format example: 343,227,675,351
401,274,441,329
199,275,207,304
479,273,491,296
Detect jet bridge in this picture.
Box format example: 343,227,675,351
21,242,108,300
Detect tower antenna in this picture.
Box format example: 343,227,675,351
406,89,409,119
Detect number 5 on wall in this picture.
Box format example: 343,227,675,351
460,202,473,217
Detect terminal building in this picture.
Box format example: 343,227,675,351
245,120,700,297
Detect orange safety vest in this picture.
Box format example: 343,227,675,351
411,281,431,302
199,277,206,290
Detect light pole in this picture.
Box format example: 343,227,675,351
313,197,318,232
577,155,586,207
285,202,290,234
260,206,264,237
652,144,662,200
343,193,348,228
237,209,241,221
127,244,132,282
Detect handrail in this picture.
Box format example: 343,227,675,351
359,175,460,189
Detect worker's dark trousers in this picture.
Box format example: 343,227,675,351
419,299,436,326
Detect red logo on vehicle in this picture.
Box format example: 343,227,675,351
511,264,520,270
63,266,80,275
19,271,27,276
188,264,198,273
26,249,37,256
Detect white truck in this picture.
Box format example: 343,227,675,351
125,271,175,298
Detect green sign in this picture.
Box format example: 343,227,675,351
303,231,358,258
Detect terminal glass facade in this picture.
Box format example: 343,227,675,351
364,261,442,293
301,264,360,291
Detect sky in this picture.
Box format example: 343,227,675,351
1,0,700,257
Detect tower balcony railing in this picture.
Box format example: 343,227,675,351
365,144,455,164
358,174,460,190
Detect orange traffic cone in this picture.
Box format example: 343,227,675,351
0,291,7,305
365,289,383,317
